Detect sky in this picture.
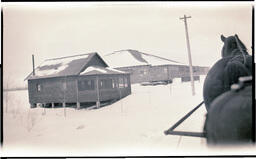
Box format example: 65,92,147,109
2,2,253,88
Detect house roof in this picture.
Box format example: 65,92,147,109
25,52,109,80
80,66,128,76
103,49,185,68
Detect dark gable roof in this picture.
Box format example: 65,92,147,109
25,52,108,80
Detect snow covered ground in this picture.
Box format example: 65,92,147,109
2,75,255,156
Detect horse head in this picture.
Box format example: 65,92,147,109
221,34,248,58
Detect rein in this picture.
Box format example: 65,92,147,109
234,36,247,65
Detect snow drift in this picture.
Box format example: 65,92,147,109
2,75,255,156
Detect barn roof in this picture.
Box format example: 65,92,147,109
25,52,109,80
80,66,128,76
103,49,185,68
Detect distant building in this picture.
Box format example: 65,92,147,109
103,49,209,84
25,53,131,109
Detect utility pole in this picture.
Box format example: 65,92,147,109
180,15,195,96
32,54,35,76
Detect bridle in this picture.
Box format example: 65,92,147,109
234,35,247,65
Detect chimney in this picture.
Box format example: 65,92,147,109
32,54,35,76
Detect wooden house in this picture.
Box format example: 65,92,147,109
103,49,209,84
25,53,131,109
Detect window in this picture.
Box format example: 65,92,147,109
179,66,184,72
105,79,113,89
164,68,168,73
179,66,189,72
99,79,113,89
140,70,147,75
119,77,124,88
124,77,128,87
193,67,199,73
112,79,116,88
99,80,103,88
78,79,95,91
36,84,41,92
170,66,179,72
113,78,119,88
63,82,67,90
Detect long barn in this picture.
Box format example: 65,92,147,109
103,49,210,84
25,53,131,109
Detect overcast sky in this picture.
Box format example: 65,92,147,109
3,2,253,87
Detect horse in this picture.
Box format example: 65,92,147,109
203,34,252,111
204,76,253,145
164,35,252,142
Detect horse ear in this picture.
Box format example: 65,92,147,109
221,35,226,42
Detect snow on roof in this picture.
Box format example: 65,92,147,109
103,49,184,68
140,53,181,66
80,66,107,75
80,66,127,76
25,53,98,80
35,54,90,76
103,50,149,68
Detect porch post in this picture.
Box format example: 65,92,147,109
63,102,66,117
43,103,46,115
96,76,100,108
76,78,80,109
63,76,67,116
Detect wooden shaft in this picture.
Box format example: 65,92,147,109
165,101,204,133
165,130,206,138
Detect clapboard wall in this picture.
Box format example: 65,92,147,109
116,64,209,84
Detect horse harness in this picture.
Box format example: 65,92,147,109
231,35,248,65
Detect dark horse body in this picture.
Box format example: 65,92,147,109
203,34,253,144
203,34,252,111
205,80,253,144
